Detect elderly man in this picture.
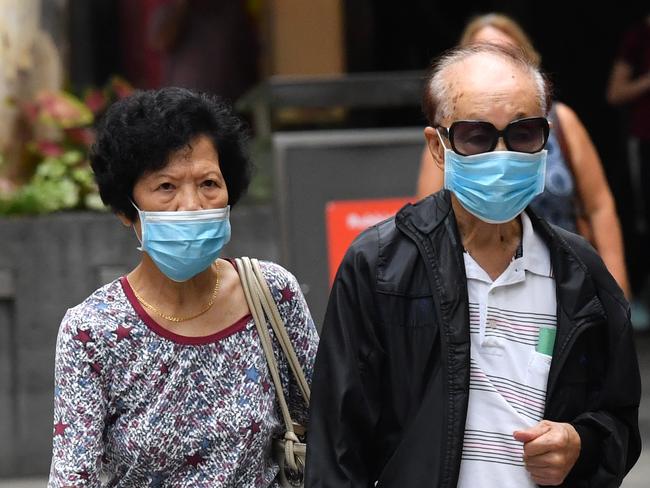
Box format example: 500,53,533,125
305,44,641,488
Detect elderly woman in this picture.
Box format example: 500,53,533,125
306,44,640,488
48,87,319,486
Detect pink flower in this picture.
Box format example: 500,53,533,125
37,140,64,157
65,127,96,147
84,89,107,114
35,91,93,129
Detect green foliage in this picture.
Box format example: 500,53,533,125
0,76,134,216
0,152,105,215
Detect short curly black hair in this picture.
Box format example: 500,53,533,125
90,87,252,221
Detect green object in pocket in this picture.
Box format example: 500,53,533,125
536,327,556,356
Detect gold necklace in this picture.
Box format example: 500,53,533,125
133,261,221,323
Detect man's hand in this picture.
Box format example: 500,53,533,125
513,420,581,486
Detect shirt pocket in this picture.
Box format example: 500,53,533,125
523,351,551,420
525,351,552,391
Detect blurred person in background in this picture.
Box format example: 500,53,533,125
607,13,650,313
306,43,640,488
48,87,318,486
149,0,260,102
416,13,630,298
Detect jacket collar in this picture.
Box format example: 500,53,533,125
526,210,606,325
396,190,453,235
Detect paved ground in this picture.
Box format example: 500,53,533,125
3,332,649,488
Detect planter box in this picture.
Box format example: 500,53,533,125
0,206,277,476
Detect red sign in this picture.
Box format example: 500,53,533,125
325,197,412,285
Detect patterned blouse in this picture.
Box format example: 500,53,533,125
48,261,319,487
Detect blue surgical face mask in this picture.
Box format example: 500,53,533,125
439,132,547,224
132,202,231,282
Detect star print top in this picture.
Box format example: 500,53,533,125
48,260,319,487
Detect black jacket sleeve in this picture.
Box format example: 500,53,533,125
305,230,385,488
568,318,641,486
561,230,642,487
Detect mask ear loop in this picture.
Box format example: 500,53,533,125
435,128,450,151
129,199,145,250
435,129,453,191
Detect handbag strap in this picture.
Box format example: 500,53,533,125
550,104,573,175
249,258,311,405
235,257,307,471
550,104,583,213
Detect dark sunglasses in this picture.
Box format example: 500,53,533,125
437,117,550,156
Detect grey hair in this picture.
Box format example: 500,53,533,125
422,43,551,126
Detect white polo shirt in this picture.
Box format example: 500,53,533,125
457,212,557,488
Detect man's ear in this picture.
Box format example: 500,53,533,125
424,127,445,170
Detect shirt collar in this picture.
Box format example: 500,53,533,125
463,211,552,282
519,211,553,277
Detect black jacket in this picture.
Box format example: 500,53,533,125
305,191,641,488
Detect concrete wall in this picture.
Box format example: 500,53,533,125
0,205,277,476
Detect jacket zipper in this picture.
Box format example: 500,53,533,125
396,217,461,488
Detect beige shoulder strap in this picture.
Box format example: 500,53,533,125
249,258,310,404
235,257,309,470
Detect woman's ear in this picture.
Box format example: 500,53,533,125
117,212,134,228
119,211,143,241
424,127,445,170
